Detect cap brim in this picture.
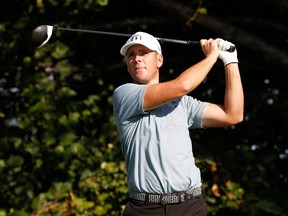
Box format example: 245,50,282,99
120,42,142,56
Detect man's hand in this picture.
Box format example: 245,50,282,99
218,40,238,66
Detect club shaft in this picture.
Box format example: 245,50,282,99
54,26,199,46
55,26,131,38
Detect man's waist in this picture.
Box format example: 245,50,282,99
128,187,202,205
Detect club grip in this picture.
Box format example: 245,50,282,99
187,41,235,52
226,45,236,52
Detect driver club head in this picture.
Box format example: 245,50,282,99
32,25,54,48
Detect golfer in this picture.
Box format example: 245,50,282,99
112,31,244,216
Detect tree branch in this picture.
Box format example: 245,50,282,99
145,0,288,69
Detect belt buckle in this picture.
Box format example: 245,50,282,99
179,192,186,202
160,194,167,205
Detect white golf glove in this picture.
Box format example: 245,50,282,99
218,39,238,66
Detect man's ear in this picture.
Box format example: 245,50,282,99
157,54,163,68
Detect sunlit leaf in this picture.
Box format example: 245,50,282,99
97,0,109,6
57,86,77,97
59,132,78,146
52,44,69,59
7,155,24,167
198,7,207,15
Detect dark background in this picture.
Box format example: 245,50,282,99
0,0,287,215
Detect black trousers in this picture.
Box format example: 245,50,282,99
123,195,208,216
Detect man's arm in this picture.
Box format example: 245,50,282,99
143,39,220,111
202,63,244,127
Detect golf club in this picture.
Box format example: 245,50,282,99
31,25,236,52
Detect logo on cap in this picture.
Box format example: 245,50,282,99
129,34,142,42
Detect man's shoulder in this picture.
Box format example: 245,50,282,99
114,83,134,90
113,83,147,94
112,83,148,105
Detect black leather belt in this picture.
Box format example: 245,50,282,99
129,187,202,205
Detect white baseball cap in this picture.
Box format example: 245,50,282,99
120,31,162,56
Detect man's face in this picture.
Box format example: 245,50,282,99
125,44,163,84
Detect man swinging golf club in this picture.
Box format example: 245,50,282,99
31,25,235,52
112,31,244,216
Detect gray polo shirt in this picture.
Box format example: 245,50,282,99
112,83,207,194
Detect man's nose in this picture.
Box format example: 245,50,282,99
135,55,142,62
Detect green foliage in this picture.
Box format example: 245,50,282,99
0,1,126,215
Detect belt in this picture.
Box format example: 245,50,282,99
128,187,202,205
